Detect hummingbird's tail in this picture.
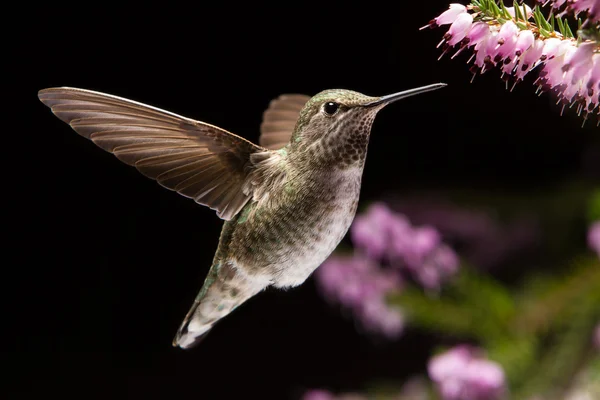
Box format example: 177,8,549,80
173,261,266,349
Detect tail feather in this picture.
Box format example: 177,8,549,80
172,261,266,349
172,300,213,349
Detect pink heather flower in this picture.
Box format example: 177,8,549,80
514,38,545,80
415,245,460,290
495,21,519,62
543,0,600,23
540,37,563,60
315,255,404,338
565,42,596,82
428,2,600,123
428,346,506,400
421,4,467,30
536,40,599,119
303,390,334,400
589,221,600,257
359,296,405,338
390,225,441,268
515,30,535,57
466,22,491,46
351,203,398,260
350,202,459,289
474,29,501,72
446,13,474,46
319,202,460,337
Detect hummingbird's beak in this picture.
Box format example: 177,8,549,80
362,83,447,107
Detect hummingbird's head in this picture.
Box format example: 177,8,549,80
289,84,447,167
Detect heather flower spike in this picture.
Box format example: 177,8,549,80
425,0,600,124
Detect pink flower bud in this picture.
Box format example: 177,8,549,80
428,346,506,400
514,39,544,80
515,30,534,56
466,22,491,47
495,21,519,63
589,221,600,257
497,21,519,46
436,4,467,25
565,42,596,84
447,13,474,46
421,4,467,30
541,38,562,60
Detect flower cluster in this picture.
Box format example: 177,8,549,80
540,0,600,25
588,220,600,257
351,203,459,290
423,1,600,123
428,345,507,400
316,255,405,338
315,203,459,339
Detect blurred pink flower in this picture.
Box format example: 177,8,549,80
302,390,369,400
589,221,600,257
428,345,506,400
351,203,408,260
594,323,600,349
316,254,404,338
317,202,459,338
303,389,334,400
351,203,459,289
541,0,600,24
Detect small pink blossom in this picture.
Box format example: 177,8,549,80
303,390,334,400
514,39,545,80
515,30,535,56
588,221,600,257
359,297,405,338
428,346,506,400
543,0,600,24
466,22,491,46
446,13,474,46
349,203,460,288
565,42,596,83
421,4,467,30
496,21,519,62
316,255,404,338
474,29,500,71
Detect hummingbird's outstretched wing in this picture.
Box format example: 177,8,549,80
259,94,310,150
38,87,266,220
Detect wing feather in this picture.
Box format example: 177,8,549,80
259,93,309,150
39,87,266,220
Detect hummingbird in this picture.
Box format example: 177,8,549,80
38,83,446,349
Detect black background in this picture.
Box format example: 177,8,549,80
7,2,598,399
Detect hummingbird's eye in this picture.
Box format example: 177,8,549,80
323,102,340,116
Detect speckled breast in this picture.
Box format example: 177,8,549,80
226,167,363,288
